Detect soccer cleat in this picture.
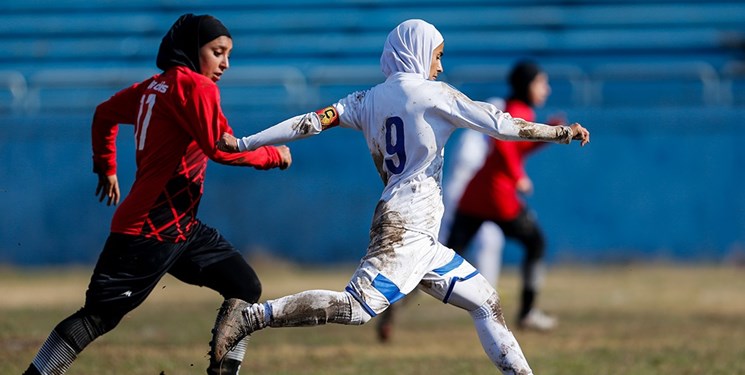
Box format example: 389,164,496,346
209,298,261,365
518,309,558,331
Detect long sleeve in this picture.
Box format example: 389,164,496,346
183,80,283,169
236,112,323,151
504,99,550,156
91,82,143,176
443,83,573,144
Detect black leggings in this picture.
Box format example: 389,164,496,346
55,222,261,352
447,208,545,262
446,208,545,294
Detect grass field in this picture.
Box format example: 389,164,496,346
1,260,743,375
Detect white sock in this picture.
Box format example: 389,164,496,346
469,296,533,375
32,330,77,375
225,337,248,362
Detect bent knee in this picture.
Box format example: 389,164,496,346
445,274,495,312
55,308,122,352
346,292,374,325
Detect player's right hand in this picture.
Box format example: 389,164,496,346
569,123,590,146
95,173,120,206
275,145,292,170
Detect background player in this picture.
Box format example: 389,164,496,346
448,60,565,331
22,14,291,375
209,19,589,374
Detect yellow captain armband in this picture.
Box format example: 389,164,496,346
315,105,340,130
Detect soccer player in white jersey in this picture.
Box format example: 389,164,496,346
376,100,506,342
210,19,590,374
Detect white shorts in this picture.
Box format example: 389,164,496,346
345,226,480,317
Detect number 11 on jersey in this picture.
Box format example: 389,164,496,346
135,93,156,151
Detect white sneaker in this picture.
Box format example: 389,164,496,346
518,309,558,331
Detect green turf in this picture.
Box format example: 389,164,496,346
1,263,743,374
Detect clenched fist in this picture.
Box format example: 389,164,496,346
217,132,240,152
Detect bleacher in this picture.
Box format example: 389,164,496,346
1,0,744,115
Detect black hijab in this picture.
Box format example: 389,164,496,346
507,60,542,106
156,13,231,73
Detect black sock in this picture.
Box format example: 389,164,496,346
22,364,42,375
519,289,536,319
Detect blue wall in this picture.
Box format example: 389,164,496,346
1,107,743,266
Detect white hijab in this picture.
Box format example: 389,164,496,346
380,19,444,80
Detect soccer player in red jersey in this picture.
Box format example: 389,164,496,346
450,60,564,331
22,14,291,375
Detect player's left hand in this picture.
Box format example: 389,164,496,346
516,177,534,196
217,132,240,152
95,173,120,206
569,123,590,146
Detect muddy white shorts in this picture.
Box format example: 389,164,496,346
344,225,483,317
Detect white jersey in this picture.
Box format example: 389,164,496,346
336,73,569,240
237,75,573,241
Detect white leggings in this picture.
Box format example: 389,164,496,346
265,274,532,375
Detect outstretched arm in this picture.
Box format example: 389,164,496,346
216,112,321,152
218,105,341,153
449,84,590,146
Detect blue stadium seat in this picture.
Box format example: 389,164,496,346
589,61,722,107
0,70,27,114
219,65,310,113
25,68,156,113
447,63,590,108
721,61,745,106
306,65,384,108
1,0,743,113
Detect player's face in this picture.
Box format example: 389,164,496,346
529,72,551,107
199,36,233,82
429,42,444,80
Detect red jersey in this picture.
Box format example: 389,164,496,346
457,100,547,221
92,66,283,242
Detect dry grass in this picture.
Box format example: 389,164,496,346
1,260,743,375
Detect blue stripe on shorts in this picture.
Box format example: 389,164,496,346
433,253,465,276
345,285,377,317
443,270,480,304
372,273,406,304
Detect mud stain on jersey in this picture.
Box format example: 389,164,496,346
291,114,315,135
371,150,388,185
441,82,473,105
365,200,406,272
353,90,366,102
514,118,571,143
